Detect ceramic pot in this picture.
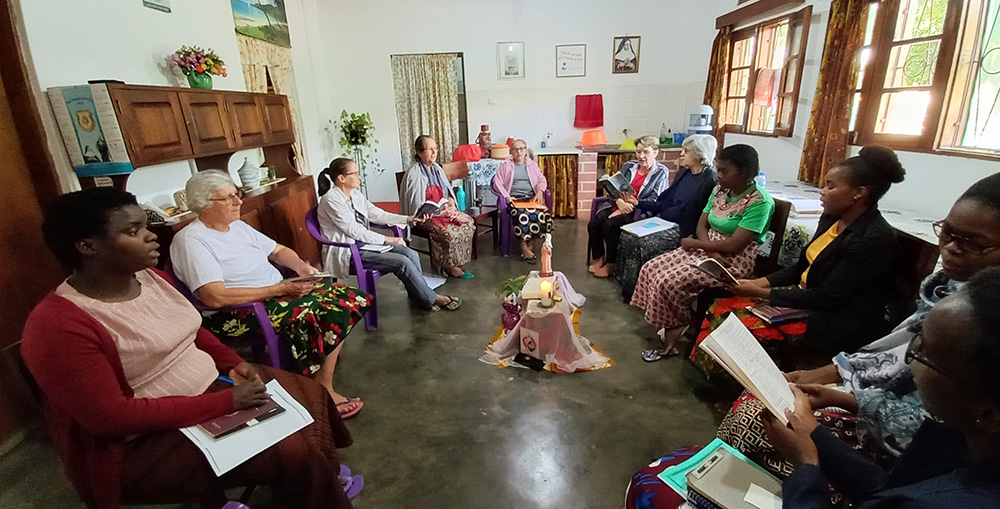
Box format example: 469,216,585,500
237,158,262,188
187,72,213,89
475,125,491,158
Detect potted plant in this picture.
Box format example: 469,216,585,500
496,275,527,331
171,45,227,89
328,110,384,197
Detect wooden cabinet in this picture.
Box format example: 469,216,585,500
178,91,237,155
227,93,269,148
110,86,192,166
261,94,295,145
264,176,319,263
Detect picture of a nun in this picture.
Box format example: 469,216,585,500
613,36,640,74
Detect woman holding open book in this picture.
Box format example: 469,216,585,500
631,144,774,362
587,135,670,277
400,135,476,279
22,188,356,509
492,139,553,262
171,170,369,418
318,157,462,311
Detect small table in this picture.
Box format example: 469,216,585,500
470,206,498,259
481,271,613,373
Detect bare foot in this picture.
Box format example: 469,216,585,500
588,260,604,274
446,266,464,277
592,263,614,277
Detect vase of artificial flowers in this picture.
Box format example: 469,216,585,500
171,45,227,89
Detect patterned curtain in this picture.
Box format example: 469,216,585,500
237,34,305,171
604,154,632,175
797,0,870,186
390,54,461,170
538,155,577,218
704,26,732,143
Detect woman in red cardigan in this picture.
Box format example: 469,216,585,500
21,188,355,509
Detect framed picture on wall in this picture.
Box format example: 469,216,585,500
497,41,525,80
556,44,586,78
612,36,640,74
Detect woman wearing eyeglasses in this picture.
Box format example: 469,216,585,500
764,267,1000,507
715,172,1000,480
170,170,369,419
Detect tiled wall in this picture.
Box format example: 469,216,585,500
465,82,708,150
575,153,599,220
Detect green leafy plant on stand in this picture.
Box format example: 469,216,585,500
326,110,384,197
496,275,527,299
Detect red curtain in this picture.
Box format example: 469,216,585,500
704,27,732,144
797,0,870,186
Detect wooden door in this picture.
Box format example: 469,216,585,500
178,91,236,155
109,86,193,166
226,93,269,148
261,94,295,145
265,177,319,264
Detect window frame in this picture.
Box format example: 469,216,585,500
721,6,812,137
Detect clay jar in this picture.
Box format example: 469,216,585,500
475,124,492,157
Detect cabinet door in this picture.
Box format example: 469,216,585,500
109,87,193,166
260,94,295,145
178,91,236,155
226,93,269,148
265,177,319,264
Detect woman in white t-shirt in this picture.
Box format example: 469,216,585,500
170,170,368,419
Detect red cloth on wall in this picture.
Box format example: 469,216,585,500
574,94,604,128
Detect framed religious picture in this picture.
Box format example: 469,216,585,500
556,44,586,78
497,41,525,80
612,36,640,74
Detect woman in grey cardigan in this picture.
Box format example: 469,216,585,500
400,135,475,279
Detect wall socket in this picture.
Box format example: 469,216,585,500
546,132,553,139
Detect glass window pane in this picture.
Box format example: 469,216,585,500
778,96,794,127
959,4,1000,150
784,58,799,93
789,22,803,56
729,68,750,96
864,2,879,46
732,37,756,67
749,103,776,132
726,99,747,125
874,90,932,134
883,40,941,87
894,0,949,41
856,47,872,89
849,92,862,132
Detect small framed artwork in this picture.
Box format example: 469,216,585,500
556,44,586,78
612,36,641,74
497,41,525,80
142,0,171,12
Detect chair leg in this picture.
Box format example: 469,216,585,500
251,302,286,370
362,271,379,331
472,226,479,260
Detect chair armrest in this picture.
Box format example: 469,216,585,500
371,222,405,238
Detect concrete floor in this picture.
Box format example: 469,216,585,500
0,218,725,509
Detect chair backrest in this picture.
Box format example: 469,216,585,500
161,259,212,312
395,171,405,201
442,160,469,181
755,198,791,277
304,206,333,245
892,230,940,321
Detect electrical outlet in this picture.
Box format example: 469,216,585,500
546,132,553,139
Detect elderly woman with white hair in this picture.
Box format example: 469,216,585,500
639,134,719,238
491,139,553,262
170,170,369,419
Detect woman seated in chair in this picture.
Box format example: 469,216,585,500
765,269,1000,508
632,144,774,361
694,146,906,374
22,188,356,509
492,139,553,263
588,135,670,277
170,170,368,418
317,157,462,311
639,134,719,239
400,135,475,279
716,173,1000,480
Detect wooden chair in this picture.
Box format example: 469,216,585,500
754,198,792,277
395,171,431,257
396,166,493,261
890,230,939,323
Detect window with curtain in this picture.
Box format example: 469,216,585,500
851,0,1000,157
390,53,463,170
721,6,812,137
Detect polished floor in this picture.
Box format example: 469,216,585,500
0,218,726,509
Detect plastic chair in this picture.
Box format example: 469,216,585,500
585,195,642,265
490,181,552,257
222,503,251,509
162,261,292,370
305,205,403,332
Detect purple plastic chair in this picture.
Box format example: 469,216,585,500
162,261,292,370
585,195,642,265
222,503,251,509
490,180,553,257
305,205,403,332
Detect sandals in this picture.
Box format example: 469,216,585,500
339,465,364,500
520,254,538,264
336,397,364,419
431,296,463,312
641,347,680,362
441,269,475,279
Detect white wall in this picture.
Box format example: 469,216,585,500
726,0,1000,219
18,0,334,208
316,0,732,201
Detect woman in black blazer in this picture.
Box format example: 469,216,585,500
764,269,1000,508
730,146,906,355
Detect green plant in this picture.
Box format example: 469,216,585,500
496,275,527,299
327,110,384,196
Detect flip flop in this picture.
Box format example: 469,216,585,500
641,347,680,362
344,474,364,499
459,270,474,279
520,254,537,264
336,397,364,419
443,296,462,310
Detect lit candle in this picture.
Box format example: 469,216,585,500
539,279,553,307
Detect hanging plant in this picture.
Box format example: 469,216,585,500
326,110,384,197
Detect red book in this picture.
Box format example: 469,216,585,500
197,396,285,439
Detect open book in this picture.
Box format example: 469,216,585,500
750,304,810,324
415,196,448,217
698,313,795,425
598,172,632,200
691,257,739,286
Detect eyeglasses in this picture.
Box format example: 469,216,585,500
344,171,360,176
905,332,959,382
210,189,245,205
933,220,999,255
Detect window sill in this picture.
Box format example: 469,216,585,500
724,128,792,139
848,143,1000,162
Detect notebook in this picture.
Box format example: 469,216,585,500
359,244,393,253
749,304,809,324
621,217,678,237
197,396,284,438
687,448,782,509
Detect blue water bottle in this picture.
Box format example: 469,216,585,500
755,171,767,189
455,185,467,211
